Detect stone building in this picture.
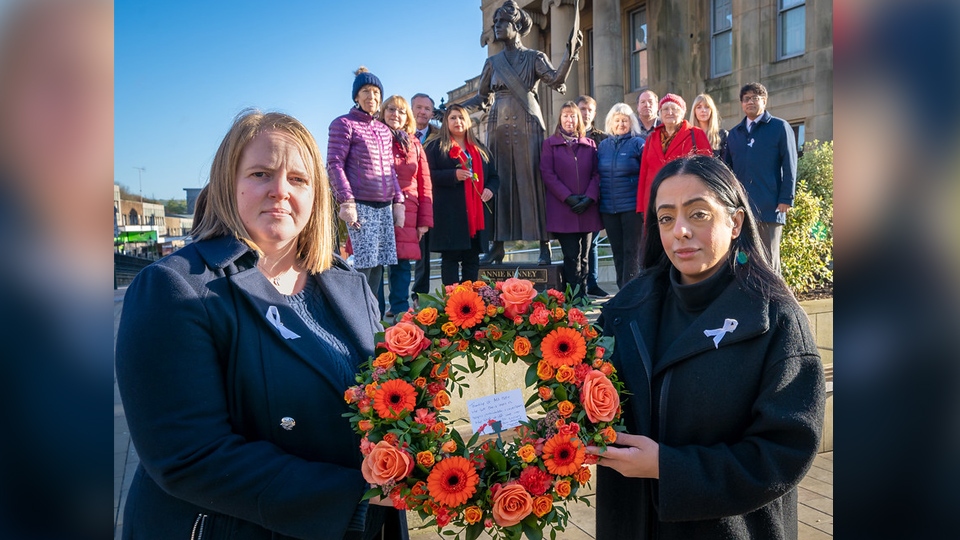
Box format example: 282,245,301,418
452,0,831,147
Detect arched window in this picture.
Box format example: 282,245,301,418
129,209,139,225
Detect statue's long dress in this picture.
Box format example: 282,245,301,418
472,48,567,242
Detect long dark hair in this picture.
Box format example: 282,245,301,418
640,155,793,301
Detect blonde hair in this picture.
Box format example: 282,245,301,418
437,104,489,160
554,101,586,138
689,93,723,151
603,102,642,136
378,95,416,135
191,109,335,274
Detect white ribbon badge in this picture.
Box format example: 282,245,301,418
703,318,738,349
266,306,301,340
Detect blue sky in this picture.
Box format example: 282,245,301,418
115,1,489,200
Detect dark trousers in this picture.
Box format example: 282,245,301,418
439,236,481,285
602,211,643,288
358,265,384,319
412,230,432,300
757,221,783,274
586,230,601,287
554,232,592,298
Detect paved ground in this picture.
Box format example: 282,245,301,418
113,264,832,539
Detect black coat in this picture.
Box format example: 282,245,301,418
595,266,825,540
115,236,407,540
424,139,499,252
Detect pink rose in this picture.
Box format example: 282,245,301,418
499,278,537,319
383,322,427,357
361,441,414,485
580,370,619,423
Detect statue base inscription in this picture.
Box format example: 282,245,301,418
479,263,563,292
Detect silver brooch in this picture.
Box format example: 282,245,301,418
280,417,296,431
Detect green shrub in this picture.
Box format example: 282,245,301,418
781,140,833,294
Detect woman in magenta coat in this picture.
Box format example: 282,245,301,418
636,93,713,216
540,101,603,299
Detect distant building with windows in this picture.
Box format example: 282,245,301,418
450,0,831,148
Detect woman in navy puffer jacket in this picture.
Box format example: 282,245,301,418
597,102,646,287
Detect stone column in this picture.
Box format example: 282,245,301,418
592,0,623,117
543,0,580,129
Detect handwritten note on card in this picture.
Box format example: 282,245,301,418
466,388,528,435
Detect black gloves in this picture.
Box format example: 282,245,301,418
565,195,581,207
571,196,594,215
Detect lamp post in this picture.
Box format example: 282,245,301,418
134,166,146,204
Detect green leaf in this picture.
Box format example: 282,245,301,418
360,487,381,501
554,385,568,401
409,357,431,378
525,392,541,407
525,363,539,387
520,514,543,540
465,522,484,540
486,448,507,472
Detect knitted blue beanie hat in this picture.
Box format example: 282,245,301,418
352,66,383,102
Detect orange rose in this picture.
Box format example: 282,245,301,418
552,307,565,321
491,483,533,527
580,370,619,423
514,336,532,357
414,376,427,388
555,365,575,383
554,479,572,498
499,278,537,319
537,360,555,381
417,450,436,468
600,362,615,376
463,505,483,525
416,307,438,325
383,433,399,445
574,466,591,486
582,325,599,339
361,441,413,486
433,390,451,410
383,321,427,357
358,419,374,432
430,363,450,379
441,439,458,453
442,322,458,336
517,444,537,463
487,324,503,340
365,383,378,397
532,495,553,518
432,421,446,436
411,481,428,496
557,400,575,417
600,426,617,443
538,386,553,400
457,339,469,352
373,351,397,370
486,304,499,317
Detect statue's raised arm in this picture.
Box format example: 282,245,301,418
464,0,581,265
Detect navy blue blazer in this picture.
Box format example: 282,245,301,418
116,236,406,540
722,111,798,224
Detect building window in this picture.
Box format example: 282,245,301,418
779,0,805,58
711,0,732,77
791,122,805,157
587,29,595,97
629,8,648,91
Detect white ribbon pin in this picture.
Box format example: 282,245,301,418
267,306,300,340
704,318,738,349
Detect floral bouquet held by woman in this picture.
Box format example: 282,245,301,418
344,278,625,540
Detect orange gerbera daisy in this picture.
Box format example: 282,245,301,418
373,379,417,419
541,327,587,368
427,456,480,507
542,434,586,476
444,290,486,329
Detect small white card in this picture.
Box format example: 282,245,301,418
466,388,528,435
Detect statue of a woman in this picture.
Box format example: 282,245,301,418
465,0,581,264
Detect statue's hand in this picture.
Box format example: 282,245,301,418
568,30,583,60
557,83,567,95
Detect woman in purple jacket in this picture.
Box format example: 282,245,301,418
327,67,405,302
540,101,603,299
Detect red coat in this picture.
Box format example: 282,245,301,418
636,121,713,213
393,136,433,260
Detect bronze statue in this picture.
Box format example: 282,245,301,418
465,0,582,265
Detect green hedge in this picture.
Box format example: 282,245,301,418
782,140,833,294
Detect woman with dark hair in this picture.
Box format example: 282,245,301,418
540,101,602,298
588,155,825,540
424,104,498,285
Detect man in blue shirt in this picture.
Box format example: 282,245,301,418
722,82,797,273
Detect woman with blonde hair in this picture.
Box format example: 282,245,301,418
424,104,497,285
116,110,406,540
689,93,728,157
377,95,433,318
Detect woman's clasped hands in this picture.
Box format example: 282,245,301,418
586,432,660,479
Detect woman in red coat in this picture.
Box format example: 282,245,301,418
636,93,712,217
378,95,433,318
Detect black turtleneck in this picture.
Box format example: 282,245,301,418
655,262,734,362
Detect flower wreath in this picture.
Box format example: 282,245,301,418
344,278,626,540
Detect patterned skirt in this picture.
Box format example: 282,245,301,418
348,201,397,269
